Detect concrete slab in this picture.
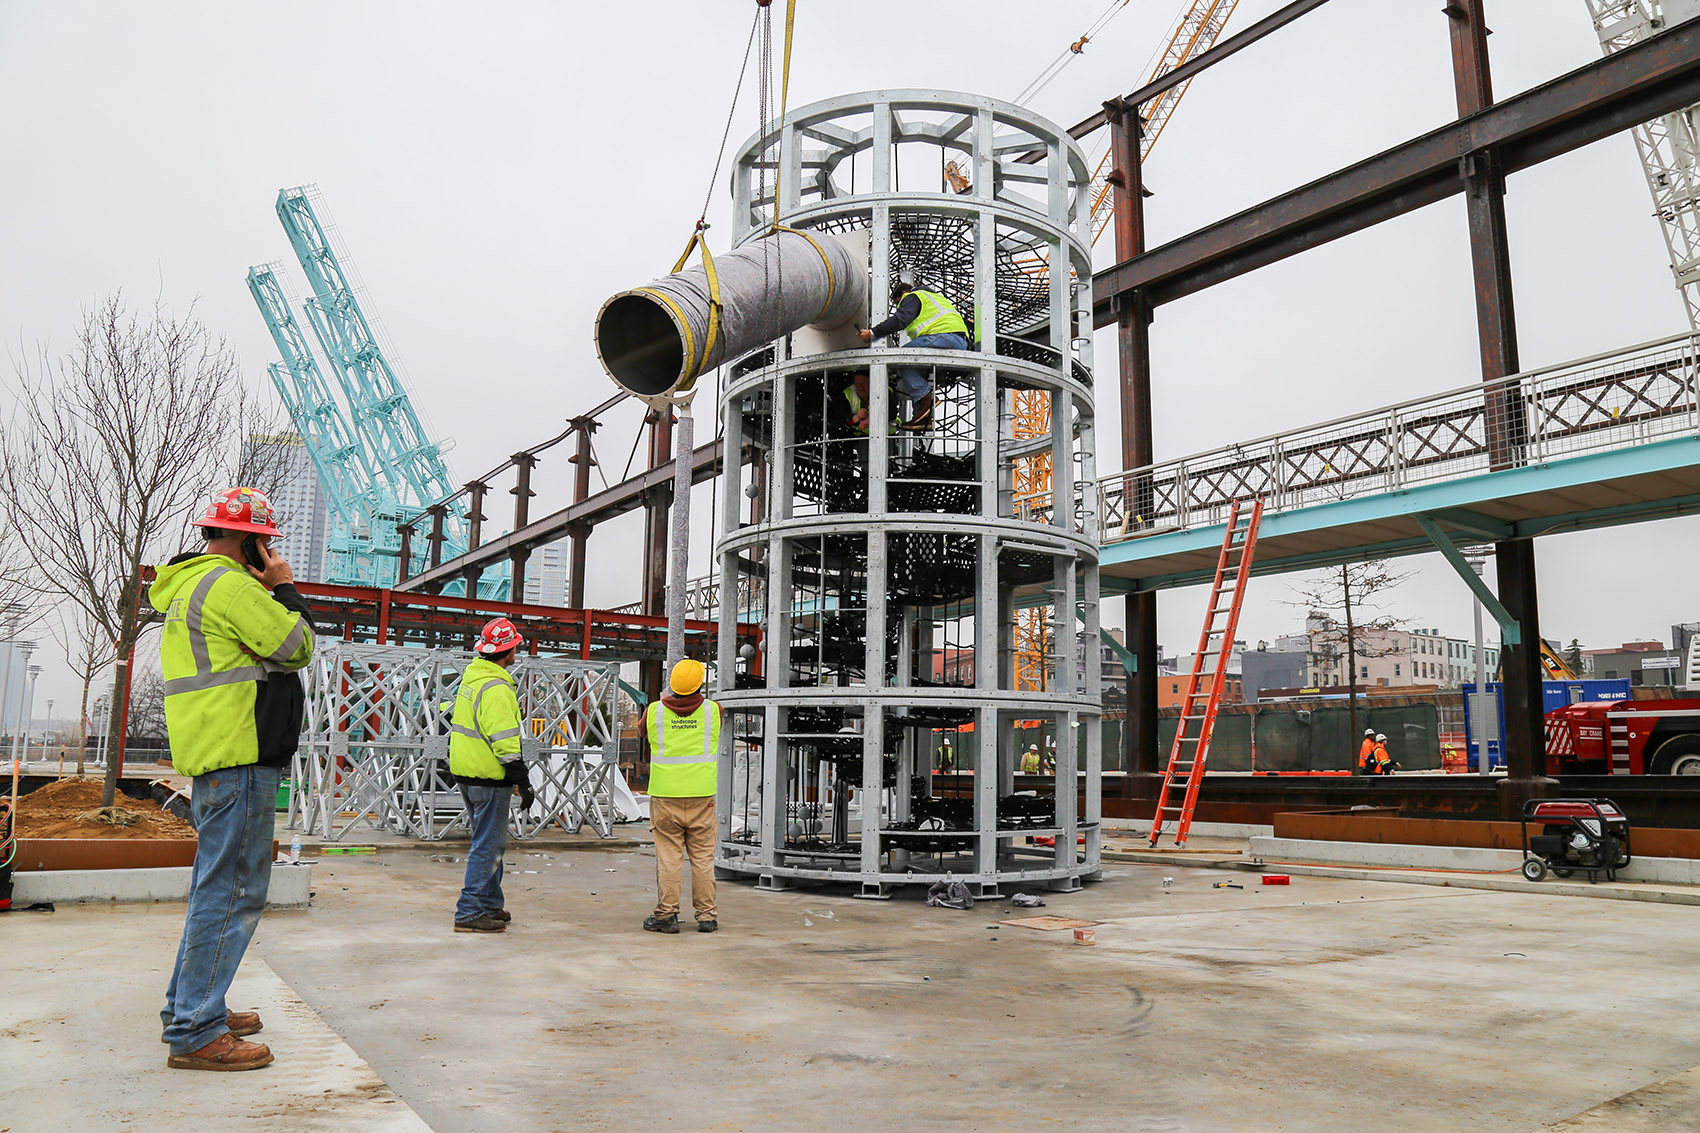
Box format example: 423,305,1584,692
1251,834,1700,885
0,904,427,1131
13,862,313,908
7,844,1700,1130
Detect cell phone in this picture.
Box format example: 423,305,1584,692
241,535,266,571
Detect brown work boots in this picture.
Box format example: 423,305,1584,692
167,1030,274,1072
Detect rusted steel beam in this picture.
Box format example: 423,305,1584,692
394,438,727,594
1090,16,1700,322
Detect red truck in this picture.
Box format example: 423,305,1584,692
1544,699,1700,775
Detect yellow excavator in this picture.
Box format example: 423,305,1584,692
1497,638,1580,681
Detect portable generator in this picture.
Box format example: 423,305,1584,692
1519,798,1631,883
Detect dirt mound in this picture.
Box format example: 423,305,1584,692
11,777,196,840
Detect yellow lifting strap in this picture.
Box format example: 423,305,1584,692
632,225,722,386
775,224,835,322
770,0,798,235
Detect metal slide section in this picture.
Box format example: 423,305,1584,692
1587,0,1700,328
595,227,867,399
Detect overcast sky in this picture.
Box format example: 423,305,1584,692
2,1,1695,717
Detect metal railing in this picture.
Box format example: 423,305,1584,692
1100,332,1700,540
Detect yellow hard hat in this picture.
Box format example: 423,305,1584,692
669,658,706,696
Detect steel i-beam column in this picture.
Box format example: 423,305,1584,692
567,416,598,609
1108,97,1161,802
462,480,488,599
640,409,674,708
508,454,537,602
1447,0,1554,814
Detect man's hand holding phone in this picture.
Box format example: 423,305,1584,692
244,536,294,589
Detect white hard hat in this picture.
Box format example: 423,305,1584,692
1375,733,1387,742
1365,728,1375,736
1028,744,1039,751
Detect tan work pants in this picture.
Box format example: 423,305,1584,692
650,795,716,921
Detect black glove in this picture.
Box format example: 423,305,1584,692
504,761,535,810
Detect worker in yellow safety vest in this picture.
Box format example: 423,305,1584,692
857,269,968,431
1021,744,1043,774
154,486,315,1072
643,658,722,935
449,616,532,934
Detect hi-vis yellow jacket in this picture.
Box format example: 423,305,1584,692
150,554,315,777
903,290,967,340
645,698,722,797
448,657,524,782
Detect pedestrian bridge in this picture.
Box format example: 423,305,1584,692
1096,331,1700,593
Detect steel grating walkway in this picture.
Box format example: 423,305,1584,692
1097,330,1700,592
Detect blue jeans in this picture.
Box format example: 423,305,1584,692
456,783,511,923
161,764,279,1055
895,332,968,406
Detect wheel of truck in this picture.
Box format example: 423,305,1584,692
1651,734,1700,775
1522,858,1548,882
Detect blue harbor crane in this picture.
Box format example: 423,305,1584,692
247,186,508,597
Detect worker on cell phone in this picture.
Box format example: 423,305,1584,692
154,487,315,1072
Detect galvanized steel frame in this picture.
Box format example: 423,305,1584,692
718,91,1102,896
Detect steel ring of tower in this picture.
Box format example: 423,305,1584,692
714,90,1103,898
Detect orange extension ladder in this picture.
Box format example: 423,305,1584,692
1149,497,1264,848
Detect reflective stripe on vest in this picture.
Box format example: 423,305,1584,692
646,700,721,797
903,290,967,340
163,567,261,697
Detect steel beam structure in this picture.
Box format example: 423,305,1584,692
393,438,726,594
1106,99,1162,803
1088,14,1700,320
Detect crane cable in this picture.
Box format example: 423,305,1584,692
1013,0,1140,105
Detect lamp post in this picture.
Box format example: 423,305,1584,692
9,641,36,764
18,664,41,766
39,698,53,762
0,603,26,747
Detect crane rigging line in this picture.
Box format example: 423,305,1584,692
1012,0,1147,106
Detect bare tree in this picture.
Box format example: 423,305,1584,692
50,602,115,777
128,663,168,742
1,293,275,806
1288,560,1413,765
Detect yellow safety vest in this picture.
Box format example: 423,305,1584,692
903,290,967,340
646,699,722,798
1021,750,1042,774
150,554,314,778
448,658,524,780
844,386,869,435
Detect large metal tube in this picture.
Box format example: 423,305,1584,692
596,228,866,400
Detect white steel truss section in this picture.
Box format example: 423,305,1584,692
289,641,621,842
1587,0,1700,328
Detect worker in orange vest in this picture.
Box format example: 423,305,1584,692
1357,728,1377,775
1368,733,1394,775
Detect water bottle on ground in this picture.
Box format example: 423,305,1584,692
290,833,301,864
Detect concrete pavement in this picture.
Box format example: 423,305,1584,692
4,842,1700,1131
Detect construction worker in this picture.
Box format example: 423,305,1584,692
937,739,954,773
833,371,873,437
1357,728,1377,775
643,658,722,934
857,270,967,431
154,487,315,1072
1021,744,1042,774
449,617,533,934
1371,733,1395,775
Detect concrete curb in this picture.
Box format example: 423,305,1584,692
12,862,313,908
1249,835,1700,885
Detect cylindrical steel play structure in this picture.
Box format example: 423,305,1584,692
595,227,867,400
712,90,1103,899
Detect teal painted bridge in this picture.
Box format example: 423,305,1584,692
1097,331,1700,594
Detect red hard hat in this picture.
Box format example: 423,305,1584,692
476,617,524,655
200,486,282,536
